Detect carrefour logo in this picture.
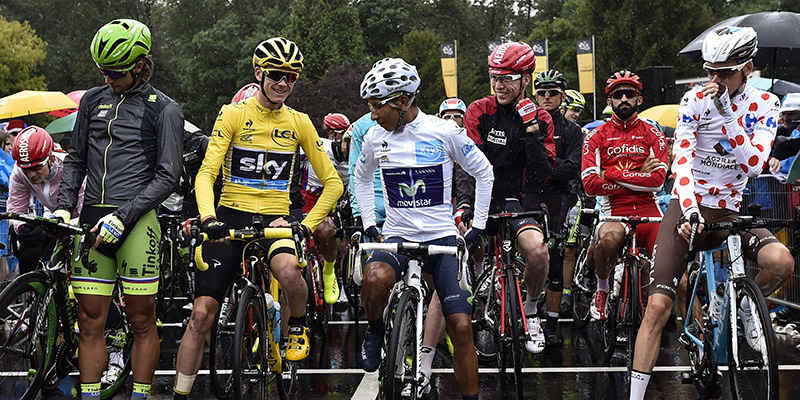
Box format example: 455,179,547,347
415,140,445,163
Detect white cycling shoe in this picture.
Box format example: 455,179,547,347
738,298,765,354
524,316,545,354
401,371,431,397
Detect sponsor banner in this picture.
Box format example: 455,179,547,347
576,38,594,94
230,146,293,191
440,42,458,98
531,40,548,78
383,165,445,209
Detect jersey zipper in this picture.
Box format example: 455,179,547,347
101,94,124,203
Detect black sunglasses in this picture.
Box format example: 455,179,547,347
611,89,639,100
536,89,563,97
99,68,130,80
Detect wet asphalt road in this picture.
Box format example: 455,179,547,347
32,300,800,400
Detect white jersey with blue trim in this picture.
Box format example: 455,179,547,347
354,111,494,242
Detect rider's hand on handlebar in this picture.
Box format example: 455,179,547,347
454,206,473,234
202,217,231,244
17,224,43,248
52,209,71,224
678,212,705,242
463,227,483,250
365,226,384,243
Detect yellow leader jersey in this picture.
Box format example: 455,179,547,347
196,97,343,232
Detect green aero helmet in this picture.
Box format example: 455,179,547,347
91,19,151,71
563,89,586,110
534,70,567,89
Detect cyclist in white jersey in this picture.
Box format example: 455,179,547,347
354,58,493,400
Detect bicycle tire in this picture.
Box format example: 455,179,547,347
728,277,778,400
304,248,327,343
625,261,642,382
0,271,54,400
471,267,498,363
381,289,419,400
505,266,524,400
571,244,595,329
100,284,133,399
210,282,239,399
602,278,618,364
233,286,269,400
684,266,720,399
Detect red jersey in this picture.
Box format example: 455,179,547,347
581,114,668,216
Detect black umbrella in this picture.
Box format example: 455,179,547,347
679,10,800,67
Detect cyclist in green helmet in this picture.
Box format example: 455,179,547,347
562,89,586,123
56,18,183,399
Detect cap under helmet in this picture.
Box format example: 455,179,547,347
231,83,260,103
12,126,54,168
323,113,351,131
563,90,586,110
253,37,304,72
534,70,567,89
488,42,535,75
605,70,643,95
360,58,420,99
702,26,758,64
438,98,467,116
780,93,800,113
91,19,151,71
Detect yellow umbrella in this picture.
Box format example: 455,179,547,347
0,90,78,119
639,104,679,128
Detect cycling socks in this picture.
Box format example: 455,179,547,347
173,372,196,399
81,381,101,399
597,277,609,293
132,382,151,398
420,345,436,378
524,294,538,316
629,369,650,400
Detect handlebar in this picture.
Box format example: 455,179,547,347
488,205,549,240
193,222,307,271
599,215,663,224
0,212,96,271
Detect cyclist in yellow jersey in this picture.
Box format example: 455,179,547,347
172,37,343,399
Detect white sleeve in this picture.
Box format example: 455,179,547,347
354,134,380,229
447,129,494,230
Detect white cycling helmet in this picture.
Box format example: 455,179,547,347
438,98,466,117
360,58,420,99
701,26,758,63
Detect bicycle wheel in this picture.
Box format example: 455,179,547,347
728,277,778,400
0,271,55,400
683,265,720,399
625,261,642,379
100,285,133,399
602,280,619,364
304,248,326,342
233,286,269,400
505,266,524,400
471,267,498,363
571,244,595,329
210,282,238,399
381,289,419,400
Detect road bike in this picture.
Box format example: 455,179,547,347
595,215,661,378
155,212,192,321
351,234,469,400
569,208,599,329
680,208,798,400
0,212,132,400
196,218,306,400
471,208,548,400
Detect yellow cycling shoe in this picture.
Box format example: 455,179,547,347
285,325,310,361
323,266,340,305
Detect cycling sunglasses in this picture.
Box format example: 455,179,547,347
536,89,563,98
442,114,464,121
489,74,522,84
703,60,749,79
261,68,299,84
99,67,132,80
610,89,640,100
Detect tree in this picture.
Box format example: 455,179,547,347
285,0,367,83
0,12,47,97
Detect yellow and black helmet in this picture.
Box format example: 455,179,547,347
252,37,304,72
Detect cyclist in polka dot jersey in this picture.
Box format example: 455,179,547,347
629,26,795,400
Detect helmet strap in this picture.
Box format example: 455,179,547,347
259,74,283,106
388,94,415,132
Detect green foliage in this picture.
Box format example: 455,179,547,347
0,13,47,96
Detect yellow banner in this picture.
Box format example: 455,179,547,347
576,38,594,94
440,42,457,98
531,41,547,78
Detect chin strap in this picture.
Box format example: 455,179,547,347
389,94,416,132
259,74,282,106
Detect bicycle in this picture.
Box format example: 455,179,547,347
0,212,132,400
569,208,600,329
470,208,548,400
594,215,661,377
155,212,192,321
680,209,798,400
350,233,469,400
195,218,306,400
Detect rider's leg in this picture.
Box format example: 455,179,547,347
446,312,478,397
592,223,624,319
125,293,160,398
630,293,674,400
173,296,219,396
518,228,549,315
545,246,564,345
561,245,576,311
75,294,112,384
359,260,396,372
754,242,794,296
314,217,340,304
271,252,310,361
420,287,446,382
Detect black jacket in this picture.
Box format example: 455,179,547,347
524,111,583,195
58,81,183,226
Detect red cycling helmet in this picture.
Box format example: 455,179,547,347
231,83,260,103
323,113,350,131
605,70,643,95
488,42,535,75
12,126,54,168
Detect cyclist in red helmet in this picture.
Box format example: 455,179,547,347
455,41,556,354
582,70,667,323
8,126,84,274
